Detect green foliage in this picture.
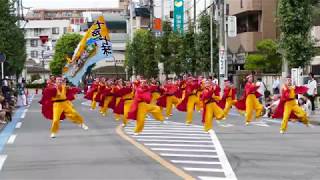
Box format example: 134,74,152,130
196,13,218,73
125,29,158,78
0,0,26,76
245,39,282,73
49,33,82,75
278,0,315,68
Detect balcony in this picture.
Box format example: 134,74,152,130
229,0,262,15
228,32,262,53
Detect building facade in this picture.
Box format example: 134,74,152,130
227,0,278,73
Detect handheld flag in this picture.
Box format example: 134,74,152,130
63,16,113,85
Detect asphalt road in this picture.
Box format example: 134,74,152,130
0,94,320,180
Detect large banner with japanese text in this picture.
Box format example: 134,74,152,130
63,16,112,85
173,0,184,33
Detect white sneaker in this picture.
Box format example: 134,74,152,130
50,133,56,138
165,117,169,120
133,133,139,136
208,129,214,134
245,122,250,126
121,123,126,127
80,123,89,130
280,130,285,134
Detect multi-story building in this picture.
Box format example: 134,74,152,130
227,0,278,73
22,19,70,81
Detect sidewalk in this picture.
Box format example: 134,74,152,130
310,109,320,125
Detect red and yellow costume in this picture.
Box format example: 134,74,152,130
218,82,237,118
272,85,309,132
99,83,113,116
157,81,180,118
41,83,84,134
235,80,263,124
128,83,164,134
84,80,99,110
113,85,134,126
201,83,224,132
176,80,200,124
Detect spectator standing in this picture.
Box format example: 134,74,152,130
305,73,318,112
272,78,280,95
256,78,265,103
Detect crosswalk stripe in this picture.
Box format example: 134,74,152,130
138,139,212,143
145,143,214,148
171,160,221,165
132,136,211,140
183,167,224,172
152,148,216,153
128,132,208,136
127,129,205,133
0,155,7,171
161,153,218,158
198,176,231,180
125,126,202,130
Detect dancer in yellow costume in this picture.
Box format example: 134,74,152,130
128,80,164,135
272,76,309,133
201,80,224,132
43,77,88,138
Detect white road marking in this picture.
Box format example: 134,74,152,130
218,124,234,128
198,176,231,180
183,167,224,172
251,122,270,127
15,122,22,129
138,139,212,143
0,155,7,171
161,153,218,158
145,143,214,148
209,131,238,180
129,132,208,136
126,125,201,129
7,135,17,144
128,129,205,133
132,136,211,140
171,160,221,165
20,109,28,119
152,148,216,153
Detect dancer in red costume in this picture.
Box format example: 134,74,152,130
128,80,164,135
218,80,237,119
40,77,88,138
157,79,180,119
235,74,264,125
272,76,309,133
176,78,200,125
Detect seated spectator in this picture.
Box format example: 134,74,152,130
0,96,7,124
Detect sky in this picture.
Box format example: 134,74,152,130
23,0,119,9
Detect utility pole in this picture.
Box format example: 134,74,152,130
150,0,154,30
218,0,226,88
210,0,213,76
129,0,134,41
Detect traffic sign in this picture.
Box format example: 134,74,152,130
0,52,6,63
219,48,225,75
227,16,237,37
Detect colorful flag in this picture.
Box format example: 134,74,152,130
63,16,113,85
173,0,184,33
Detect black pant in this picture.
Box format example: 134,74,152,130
307,94,315,111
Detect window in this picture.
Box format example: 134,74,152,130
52,27,59,34
34,28,41,36
63,27,67,34
30,39,38,47
31,51,38,58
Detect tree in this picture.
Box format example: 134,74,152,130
245,39,282,73
125,29,158,78
278,0,315,68
196,13,218,74
0,0,26,77
50,33,82,75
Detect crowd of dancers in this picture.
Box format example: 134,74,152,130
39,74,310,138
